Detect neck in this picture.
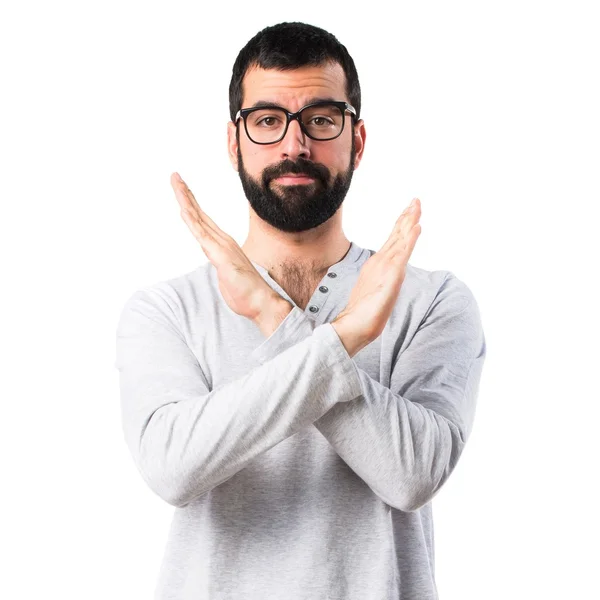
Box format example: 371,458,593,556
241,211,351,277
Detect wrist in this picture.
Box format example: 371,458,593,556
253,294,293,337
331,314,370,358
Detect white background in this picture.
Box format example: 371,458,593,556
1,1,598,598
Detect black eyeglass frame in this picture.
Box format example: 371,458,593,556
234,100,358,145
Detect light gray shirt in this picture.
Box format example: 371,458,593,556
114,240,487,599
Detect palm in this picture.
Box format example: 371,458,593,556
338,198,421,341
170,172,275,320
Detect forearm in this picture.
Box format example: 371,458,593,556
251,276,487,512
253,296,294,338
116,290,362,509
330,313,372,358
313,371,469,512
250,308,444,512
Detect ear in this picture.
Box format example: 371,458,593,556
227,121,239,171
351,119,367,169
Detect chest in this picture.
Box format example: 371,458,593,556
265,261,328,311
277,275,324,311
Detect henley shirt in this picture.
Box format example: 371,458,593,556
114,240,487,600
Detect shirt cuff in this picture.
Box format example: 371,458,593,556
251,306,317,364
251,311,363,403
317,322,363,401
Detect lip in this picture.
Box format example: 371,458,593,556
274,174,315,184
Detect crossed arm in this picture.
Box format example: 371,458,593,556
252,272,487,511
115,272,486,511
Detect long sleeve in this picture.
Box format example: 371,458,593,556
251,272,486,512
114,288,362,508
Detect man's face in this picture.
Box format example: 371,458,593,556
227,63,365,233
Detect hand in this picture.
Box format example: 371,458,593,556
333,198,422,353
170,172,281,322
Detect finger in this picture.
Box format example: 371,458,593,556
181,208,210,242
172,175,229,241
378,198,421,253
170,173,215,227
181,207,218,247
179,199,226,250
398,200,421,237
181,208,225,262
172,178,212,227
389,211,421,255
390,223,421,262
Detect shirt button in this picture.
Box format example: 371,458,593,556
319,286,329,293
327,272,337,278
309,305,319,313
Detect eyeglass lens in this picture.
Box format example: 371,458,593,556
245,104,344,143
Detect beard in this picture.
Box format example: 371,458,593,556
236,132,356,233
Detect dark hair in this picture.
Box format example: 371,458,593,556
228,22,361,123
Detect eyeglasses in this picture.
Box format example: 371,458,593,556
234,100,357,145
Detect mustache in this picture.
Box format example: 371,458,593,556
263,159,328,184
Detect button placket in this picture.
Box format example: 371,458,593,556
307,272,337,315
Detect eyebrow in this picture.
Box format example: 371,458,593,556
249,96,338,109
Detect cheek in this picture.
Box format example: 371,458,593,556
248,155,271,179
240,142,266,175
317,137,349,165
244,147,296,181
320,149,347,175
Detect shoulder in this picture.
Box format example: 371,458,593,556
408,264,478,313
116,263,216,331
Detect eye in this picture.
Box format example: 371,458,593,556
254,115,284,127
308,116,335,127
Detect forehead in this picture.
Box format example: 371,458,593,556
241,62,347,109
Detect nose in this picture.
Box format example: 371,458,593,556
278,117,311,161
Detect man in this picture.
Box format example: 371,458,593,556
115,21,486,600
